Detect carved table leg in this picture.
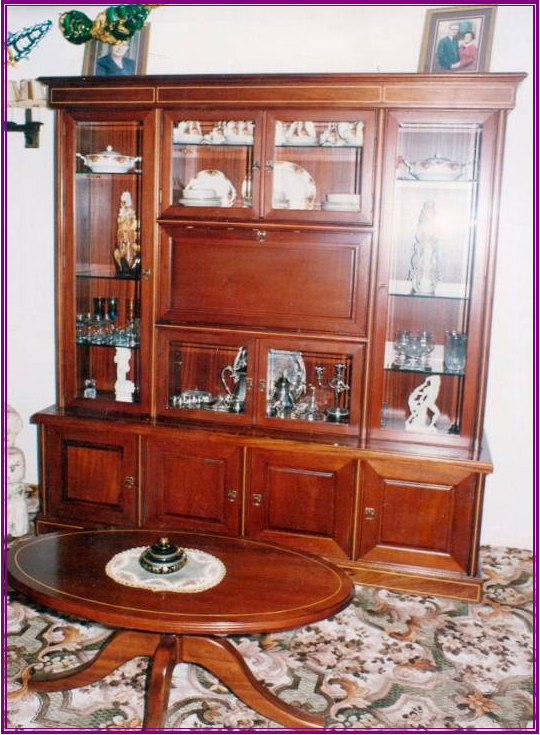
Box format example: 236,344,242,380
29,630,160,692
143,635,178,730
182,635,325,730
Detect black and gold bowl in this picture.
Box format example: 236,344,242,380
139,537,187,575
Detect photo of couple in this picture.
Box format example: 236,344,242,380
419,6,496,74
435,19,480,71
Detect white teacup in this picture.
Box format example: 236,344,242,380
183,188,216,200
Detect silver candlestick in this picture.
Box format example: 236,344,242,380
315,363,350,423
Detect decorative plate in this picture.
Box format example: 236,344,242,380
272,161,316,210
185,170,237,207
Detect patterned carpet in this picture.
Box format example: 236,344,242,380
6,546,534,731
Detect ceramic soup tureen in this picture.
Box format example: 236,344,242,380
76,145,141,174
401,153,468,181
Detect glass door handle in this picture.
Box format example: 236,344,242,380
252,161,261,172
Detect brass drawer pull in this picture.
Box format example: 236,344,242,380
252,493,262,506
254,229,267,242
364,507,375,520
124,476,135,488
227,489,237,502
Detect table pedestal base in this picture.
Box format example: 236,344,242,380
29,630,325,730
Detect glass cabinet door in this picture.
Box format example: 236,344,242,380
162,111,262,219
264,111,375,223
372,111,497,449
64,111,154,413
256,339,365,436
155,330,255,425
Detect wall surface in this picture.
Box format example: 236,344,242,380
5,5,534,549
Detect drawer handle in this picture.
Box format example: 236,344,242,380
227,489,237,502
364,507,375,520
124,476,135,488
254,229,267,242
252,493,262,506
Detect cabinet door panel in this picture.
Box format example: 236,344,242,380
358,459,478,573
144,438,242,535
247,449,356,558
44,425,138,526
158,225,370,336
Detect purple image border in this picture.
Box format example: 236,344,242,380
0,3,538,734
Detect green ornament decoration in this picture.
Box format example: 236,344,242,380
59,5,155,46
6,20,53,65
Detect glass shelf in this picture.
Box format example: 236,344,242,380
384,341,465,377
388,280,469,300
77,339,140,349
76,268,139,281
395,178,477,189
276,143,363,149
75,172,140,178
173,141,253,148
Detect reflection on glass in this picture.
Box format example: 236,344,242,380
172,119,255,209
273,120,364,212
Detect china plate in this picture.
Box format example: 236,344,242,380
185,170,237,207
272,161,316,210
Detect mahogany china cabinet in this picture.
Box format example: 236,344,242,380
33,73,524,601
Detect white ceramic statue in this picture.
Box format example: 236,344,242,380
405,375,441,433
7,404,23,448
114,347,135,403
6,439,29,537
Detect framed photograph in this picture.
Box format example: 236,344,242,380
418,6,497,73
82,25,150,76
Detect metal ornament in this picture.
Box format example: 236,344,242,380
6,21,52,65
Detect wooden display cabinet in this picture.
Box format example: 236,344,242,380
33,73,524,601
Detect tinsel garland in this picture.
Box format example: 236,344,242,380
6,20,52,65
60,5,155,46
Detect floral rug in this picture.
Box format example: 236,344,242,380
6,546,534,731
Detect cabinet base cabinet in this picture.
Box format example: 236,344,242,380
37,424,139,527
143,437,243,535
246,448,357,559
33,413,489,601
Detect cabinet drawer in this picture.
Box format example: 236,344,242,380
158,225,371,336
357,459,480,574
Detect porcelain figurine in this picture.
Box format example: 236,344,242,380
113,191,141,277
7,404,23,447
7,445,29,537
114,347,136,403
405,375,441,433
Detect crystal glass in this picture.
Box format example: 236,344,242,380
444,331,467,373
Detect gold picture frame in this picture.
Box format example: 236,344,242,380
82,24,150,76
418,6,497,73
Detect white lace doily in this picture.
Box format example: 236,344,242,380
105,546,226,593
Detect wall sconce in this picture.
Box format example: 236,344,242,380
6,79,47,148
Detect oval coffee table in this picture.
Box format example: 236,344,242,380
7,529,354,730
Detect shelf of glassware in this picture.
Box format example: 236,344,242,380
388,280,469,300
383,341,465,378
